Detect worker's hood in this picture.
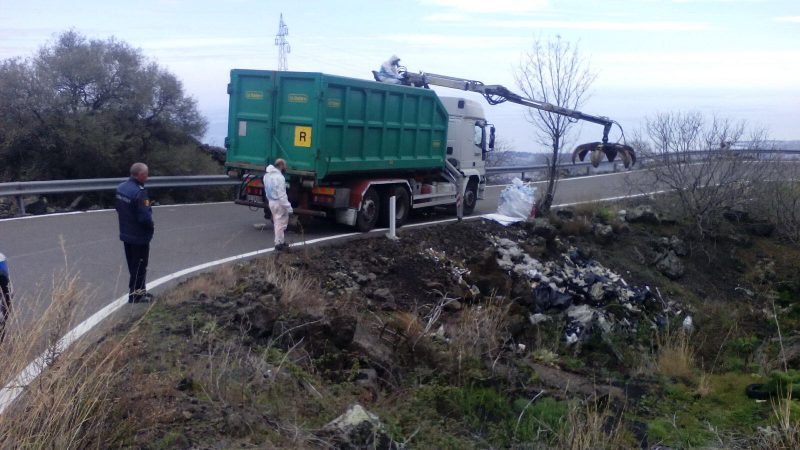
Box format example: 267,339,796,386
265,164,281,174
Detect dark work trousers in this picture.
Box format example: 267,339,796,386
0,275,9,342
124,242,150,301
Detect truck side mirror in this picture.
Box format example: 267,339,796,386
489,126,496,150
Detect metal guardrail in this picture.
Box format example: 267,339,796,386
1,149,798,216
0,175,238,215
485,148,800,177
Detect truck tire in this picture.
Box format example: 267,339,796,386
356,187,380,232
463,178,478,215
380,186,411,228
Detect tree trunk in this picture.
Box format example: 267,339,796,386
539,136,560,215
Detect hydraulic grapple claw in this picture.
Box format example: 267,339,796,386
572,142,636,168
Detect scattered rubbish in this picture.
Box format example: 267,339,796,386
492,237,670,345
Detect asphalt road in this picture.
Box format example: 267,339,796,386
1,170,646,328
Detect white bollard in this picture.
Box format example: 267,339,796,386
386,195,399,240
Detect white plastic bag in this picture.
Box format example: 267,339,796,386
497,178,536,219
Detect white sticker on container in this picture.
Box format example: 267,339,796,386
238,121,247,136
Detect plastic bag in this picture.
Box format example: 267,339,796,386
497,178,536,219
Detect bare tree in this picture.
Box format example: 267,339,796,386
515,35,596,214
638,111,774,237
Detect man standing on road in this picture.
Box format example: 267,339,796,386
263,159,293,251
0,252,11,342
116,162,155,303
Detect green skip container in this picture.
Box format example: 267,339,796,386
225,70,449,180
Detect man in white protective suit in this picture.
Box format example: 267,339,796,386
263,159,293,251
377,55,402,84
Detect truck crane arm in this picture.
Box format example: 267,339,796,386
401,71,635,168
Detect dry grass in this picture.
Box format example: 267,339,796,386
0,268,134,449
554,400,627,450
166,264,238,304
448,297,511,371
656,330,696,380
755,389,800,450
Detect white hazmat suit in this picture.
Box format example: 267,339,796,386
263,164,292,246
377,55,402,83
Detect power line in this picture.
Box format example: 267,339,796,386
274,13,290,71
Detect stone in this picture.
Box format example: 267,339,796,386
443,300,463,312
746,222,775,237
625,205,659,224
181,410,193,420
593,223,613,244
329,314,357,349
655,250,685,280
668,236,688,256
525,218,557,241
555,208,575,220
372,288,394,303
321,404,397,450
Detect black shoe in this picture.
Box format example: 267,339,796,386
274,243,289,251
129,292,154,304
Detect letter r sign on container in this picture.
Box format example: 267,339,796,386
294,126,312,148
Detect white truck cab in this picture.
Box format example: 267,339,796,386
439,96,491,203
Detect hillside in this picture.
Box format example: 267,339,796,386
2,201,800,449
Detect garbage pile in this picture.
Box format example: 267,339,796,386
492,237,670,345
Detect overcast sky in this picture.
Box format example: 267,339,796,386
1,0,798,151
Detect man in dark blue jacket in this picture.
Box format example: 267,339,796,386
116,162,155,303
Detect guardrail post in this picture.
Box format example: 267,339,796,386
15,195,25,216
386,196,398,240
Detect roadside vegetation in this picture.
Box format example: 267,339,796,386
0,31,226,213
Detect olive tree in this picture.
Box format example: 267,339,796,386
0,30,210,182
514,35,596,214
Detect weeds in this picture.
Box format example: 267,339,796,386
0,268,134,449
656,330,695,380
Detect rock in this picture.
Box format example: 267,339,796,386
321,404,397,450
224,411,248,437
727,232,753,247
372,288,394,303
746,222,775,237
754,258,776,283
181,410,193,420
353,368,380,399
529,313,550,325
26,197,48,215
235,302,279,339
443,300,463,312
329,314,357,349
353,272,371,285
669,236,688,256
524,218,557,241
592,223,613,244
655,250,684,280
590,282,606,302
176,377,194,391
555,208,575,220
625,205,659,224
566,304,595,325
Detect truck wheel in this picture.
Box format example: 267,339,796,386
380,186,411,227
463,179,478,215
356,187,380,232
